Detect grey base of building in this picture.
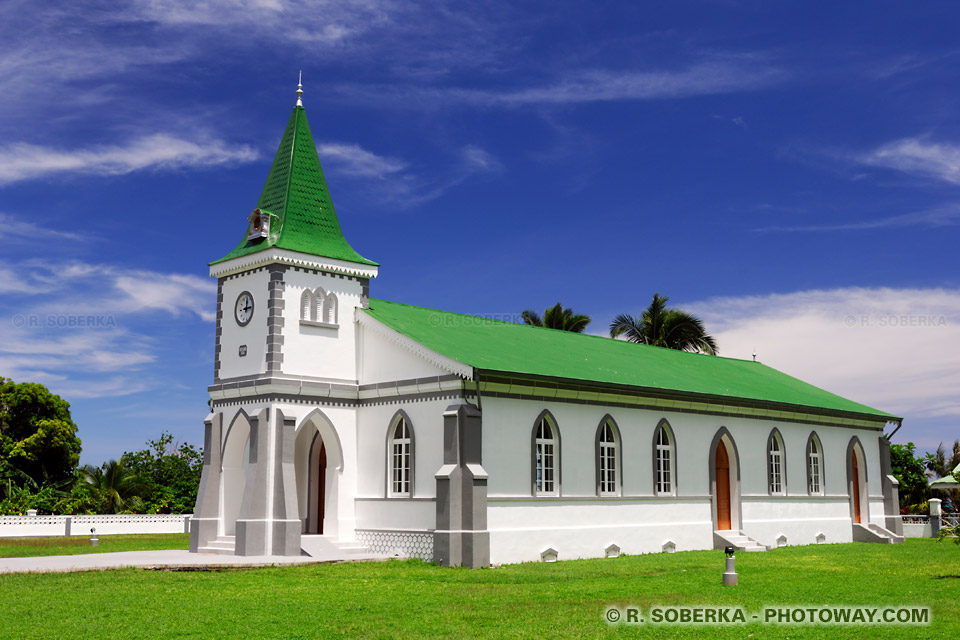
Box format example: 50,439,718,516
272,519,302,556
189,517,220,553
434,530,490,569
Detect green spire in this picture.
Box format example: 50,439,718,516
212,102,377,266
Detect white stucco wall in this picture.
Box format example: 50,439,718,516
281,269,365,382
219,269,271,379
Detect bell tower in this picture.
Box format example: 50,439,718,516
190,78,378,556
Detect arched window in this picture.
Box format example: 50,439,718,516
322,292,338,325
533,414,559,496
300,289,317,321
653,420,675,495
807,433,823,495
313,287,327,322
596,418,620,496
388,415,413,497
767,430,785,495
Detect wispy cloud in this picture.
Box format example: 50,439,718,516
756,203,960,232
319,142,501,207
0,134,258,186
857,137,960,185
0,212,87,242
0,258,215,399
317,143,408,178
686,286,960,447
333,58,786,109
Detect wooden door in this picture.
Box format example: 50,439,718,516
317,444,327,534
852,452,861,524
716,442,732,530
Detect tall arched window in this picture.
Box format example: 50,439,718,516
807,433,823,495
388,415,413,497
313,287,327,322
596,418,620,496
322,293,338,325
300,289,317,321
532,414,559,496
767,430,786,495
653,419,675,495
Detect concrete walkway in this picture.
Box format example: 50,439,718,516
0,548,390,575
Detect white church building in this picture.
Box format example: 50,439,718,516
189,85,905,567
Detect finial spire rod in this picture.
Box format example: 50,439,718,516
296,71,303,107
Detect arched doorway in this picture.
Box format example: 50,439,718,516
848,438,868,524
220,410,252,536
294,410,343,538
303,434,327,534
709,429,740,532
716,442,732,530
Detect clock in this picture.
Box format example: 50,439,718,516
234,291,254,326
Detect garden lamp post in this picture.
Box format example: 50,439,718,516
723,545,737,586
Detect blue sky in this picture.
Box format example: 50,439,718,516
1,1,957,464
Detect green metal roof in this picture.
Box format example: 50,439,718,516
212,105,377,266
363,298,898,421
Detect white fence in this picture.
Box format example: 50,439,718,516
901,514,959,539
0,514,192,537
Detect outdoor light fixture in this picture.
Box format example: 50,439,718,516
722,546,738,586
90,527,99,547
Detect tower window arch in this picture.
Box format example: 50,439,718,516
652,419,676,496
767,429,786,495
299,286,339,328
596,417,620,496
387,414,414,497
532,413,560,496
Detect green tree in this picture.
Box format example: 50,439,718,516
80,460,145,514
609,293,718,355
521,303,591,333
121,432,203,514
890,442,929,512
0,378,82,486
925,440,960,478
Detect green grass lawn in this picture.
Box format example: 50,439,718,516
1,538,957,639
0,533,189,558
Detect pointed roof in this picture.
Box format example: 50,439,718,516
212,103,376,266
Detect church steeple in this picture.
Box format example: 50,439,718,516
212,79,377,267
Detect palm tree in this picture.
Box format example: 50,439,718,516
521,302,591,333
609,292,718,355
927,441,960,478
81,460,146,514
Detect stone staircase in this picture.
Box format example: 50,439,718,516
853,522,905,544
197,535,236,555
299,535,374,560
714,530,768,552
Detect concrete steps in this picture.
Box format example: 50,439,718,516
299,535,372,560
197,535,236,555
714,530,768,552
853,523,905,544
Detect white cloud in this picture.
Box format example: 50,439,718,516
756,203,960,232
858,137,960,185
0,212,86,242
686,287,960,447
334,58,786,108
317,143,408,178
0,259,215,398
0,134,258,185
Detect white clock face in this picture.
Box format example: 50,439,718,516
235,291,254,326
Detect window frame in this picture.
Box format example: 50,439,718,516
652,419,676,496
595,416,621,497
531,412,560,497
386,412,415,498
767,429,786,496
806,432,824,496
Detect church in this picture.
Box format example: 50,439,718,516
189,82,905,567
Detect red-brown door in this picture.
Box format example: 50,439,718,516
852,452,861,524
317,444,327,534
716,442,732,530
